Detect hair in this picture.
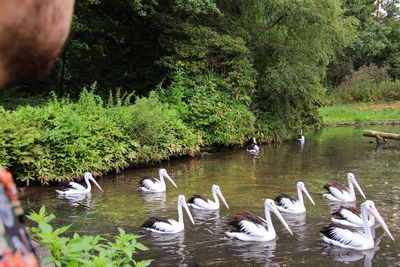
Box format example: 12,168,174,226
0,0,73,84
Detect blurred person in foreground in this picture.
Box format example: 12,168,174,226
0,1,74,266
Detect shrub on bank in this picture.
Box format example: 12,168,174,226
332,65,400,103
157,71,256,146
0,89,200,184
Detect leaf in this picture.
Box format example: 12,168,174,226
135,243,148,251
42,256,55,265
38,222,52,233
135,259,153,267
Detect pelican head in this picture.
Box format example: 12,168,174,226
159,169,178,188
212,184,229,209
362,200,394,241
84,172,104,192
347,173,366,199
297,181,315,205
264,199,293,235
178,195,195,224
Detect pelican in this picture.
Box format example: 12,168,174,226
56,172,103,195
323,173,366,202
297,129,305,143
331,205,375,228
187,184,229,210
275,181,315,214
142,195,195,233
320,200,394,250
246,137,260,154
224,199,293,241
138,168,177,193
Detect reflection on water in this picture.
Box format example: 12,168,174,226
325,246,376,267
227,239,277,264
21,126,400,266
144,232,188,267
57,193,93,209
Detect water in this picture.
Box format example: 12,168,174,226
21,126,400,266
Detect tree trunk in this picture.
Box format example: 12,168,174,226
363,130,400,144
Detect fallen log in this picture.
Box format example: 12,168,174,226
363,130,400,144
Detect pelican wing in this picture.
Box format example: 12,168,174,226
142,216,175,232
65,182,86,191
188,195,210,208
332,206,362,225
236,220,267,238
139,176,160,190
229,212,268,237
321,224,364,248
324,182,351,200
275,194,300,210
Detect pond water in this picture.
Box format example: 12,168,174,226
21,126,400,266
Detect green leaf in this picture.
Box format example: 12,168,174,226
135,259,153,267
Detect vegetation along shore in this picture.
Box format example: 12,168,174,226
1,1,400,185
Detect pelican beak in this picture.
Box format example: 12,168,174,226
302,186,315,205
164,173,178,188
370,207,394,241
271,205,293,235
217,190,229,209
352,178,366,199
182,201,195,225
90,178,104,192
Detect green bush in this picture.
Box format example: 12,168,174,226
333,65,400,103
157,73,256,146
0,88,200,184
28,207,152,267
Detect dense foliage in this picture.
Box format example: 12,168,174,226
0,89,200,184
13,0,388,137
2,1,400,182
28,207,151,266
333,65,400,103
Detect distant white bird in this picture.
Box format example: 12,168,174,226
323,173,366,202
297,129,305,143
246,137,260,154
331,205,375,228
224,199,293,242
56,172,103,195
187,184,229,210
138,168,177,193
275,181,315,214
321,200,394,250
142,195,195,233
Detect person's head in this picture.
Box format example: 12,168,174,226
0,0,75,86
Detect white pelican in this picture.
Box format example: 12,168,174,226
142,195,195,233
187,184,229,210
297,129,305,143
274,181,315,214
138,168,177,193
246,137,260,154
224,199,293,241
320,200,394,250
323,173,366,202
56,172,103,195
331,205,375,228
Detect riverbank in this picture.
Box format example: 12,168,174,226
319,102,400,126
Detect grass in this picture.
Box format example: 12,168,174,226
319,101,400,126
